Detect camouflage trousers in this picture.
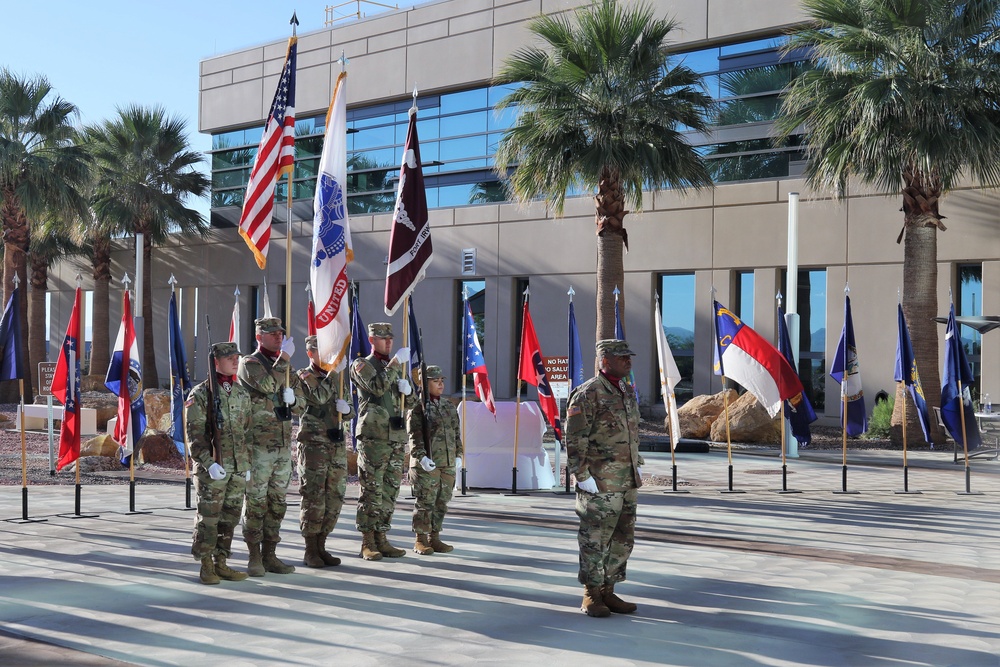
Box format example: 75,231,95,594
411,465,455,534
243,445,292,544
191,466,246,560
355,437,405,533
575,487,638,586
297,438,347,536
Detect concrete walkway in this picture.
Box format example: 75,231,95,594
2,449,999,666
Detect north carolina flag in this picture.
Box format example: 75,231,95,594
53,288,82,471
518,302,562,441
714,300,804,418
311,71,353,372
105,291,147,460
463,298,495,415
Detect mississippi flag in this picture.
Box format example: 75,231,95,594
53,288,82,471
311,71,353,371
384,105,433,316
714,300,804,418
105,291,147,459
238,37,297,270
518,302,562,441
463,299,496,415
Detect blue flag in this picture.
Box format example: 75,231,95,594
568,300,584,390
0,287,24,381
348,291,370,450
614,296,639,401
830,295,867,436
407,298,422,369
941,304,981,449
168,292,191,455
777,306,816,446
894,304,932,444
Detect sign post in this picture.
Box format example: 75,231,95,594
38,362,57,475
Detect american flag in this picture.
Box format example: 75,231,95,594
238,37,297,270
463,300,495,415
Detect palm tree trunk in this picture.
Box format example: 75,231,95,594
142,232,159,388
89,239,112,377
901,216,946,445
1,196,33,401
28,255,48,387
595,166,628,343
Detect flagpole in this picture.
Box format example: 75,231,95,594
655,293,686,494
169,275,193,509
833,287,858,494
558,287,572,495
511,287,529,495
283,13,298,396
955,297,972,494
461,287,469,496
721,374,737,493
896,290,916,495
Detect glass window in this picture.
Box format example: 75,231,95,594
958,263,983,398
440,135,488,162
440,88,486,114
658,273,695,403
353,124,396,150
440,111,487,137
212,168,250,189
457,280,487,392
782,268,827,411
734,271,754,329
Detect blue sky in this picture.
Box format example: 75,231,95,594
1,1,426,215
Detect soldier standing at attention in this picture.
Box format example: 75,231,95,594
407,365,460,555
350,322,412,560
239,316,299,576
566,339,644,617
296,335,353,567
187,342,253,585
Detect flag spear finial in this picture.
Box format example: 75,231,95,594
290,11,299,35
121,273,131,291
568,285,575,302
75,273,82,288
11,273,19,289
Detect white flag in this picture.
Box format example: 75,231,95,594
654,300,682,448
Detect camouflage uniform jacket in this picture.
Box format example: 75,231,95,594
296,365,354,441
350,353,407,444
185,378,253,474
407,397,461,466
237,350,304,448
566,373,644,493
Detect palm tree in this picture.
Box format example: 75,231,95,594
86,105,209,388
0,69,91,399
493,0,713,339
776,0,1000,444
28,214,82,373
73,207,121,380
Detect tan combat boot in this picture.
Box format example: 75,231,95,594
375,531,406,558
262,541,296,574
360,532,383,561
602,583,638,614
581,585,611,617
214,554,248,581
317,533,341,566
429,532,453,553
246,541,265,577
199,556,220,585
413,533,434,555
303,534,325,568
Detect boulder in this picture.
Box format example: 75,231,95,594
709,391,781,444
143,389,173,432
81,434,120,458
76,455,124,473
81,375,111,393
138,431,183,464
81,391,120,429
677,389,738,438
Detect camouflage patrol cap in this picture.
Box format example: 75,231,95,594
304,335,318,352
596,339,636,357
255,316,285,333
211,341,240,357
422,365,445,380
368,322,394,338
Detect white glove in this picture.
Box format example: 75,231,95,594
208,462,227,480
245,470,251,481
397,378,412,396
637,467,643,478
280,336,296,358
392,347,410,366
455,456,462,470
336,398,351,414
419,456,437,472
282,387,295,405
576,477,598,494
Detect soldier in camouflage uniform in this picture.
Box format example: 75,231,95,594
350,322,412,560
186,341,253,585
239,316,301,576
566,339,644,617
407,365,460,555
296,335,353,568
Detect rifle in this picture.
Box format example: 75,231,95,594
417,328,432,463
204,315,222,464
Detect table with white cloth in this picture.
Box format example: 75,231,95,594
458,401,555,490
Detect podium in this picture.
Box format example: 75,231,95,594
459,401,555,490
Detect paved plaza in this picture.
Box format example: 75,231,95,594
2,447,1000,666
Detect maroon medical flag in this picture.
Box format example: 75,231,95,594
238,36,297,270
518,303,563,442
384,107,433,315
53,288,82,471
